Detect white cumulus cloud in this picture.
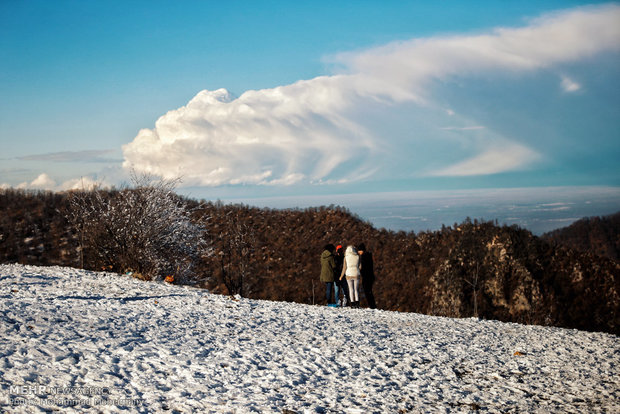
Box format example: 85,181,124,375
15,173,104,192
123,4,620,186
19,173,57,190
58,176,102,191
123,83,375,186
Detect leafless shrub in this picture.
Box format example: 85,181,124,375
66,172,208,283
215,209,256,297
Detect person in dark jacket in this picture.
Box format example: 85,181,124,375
320,244,336,305
333,245,348,306
357,243,376,309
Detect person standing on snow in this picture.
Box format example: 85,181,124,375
334,245,348,306
340,245,361,308
357,243,376,309
320,244,336,305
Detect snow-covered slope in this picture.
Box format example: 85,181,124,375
1,264,618,413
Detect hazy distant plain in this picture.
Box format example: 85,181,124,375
223,186,620,235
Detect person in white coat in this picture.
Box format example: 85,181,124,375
339,245,361,308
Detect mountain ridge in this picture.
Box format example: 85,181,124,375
1,188,618,334
542,211,620,261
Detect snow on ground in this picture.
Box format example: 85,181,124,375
0,264,618,413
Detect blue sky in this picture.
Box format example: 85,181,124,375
1,1,619,225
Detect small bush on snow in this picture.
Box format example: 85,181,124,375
66,172,208,283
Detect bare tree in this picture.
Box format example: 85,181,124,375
66,172,209,283
216,209,256,297
464,261,481,318
457,220,485,318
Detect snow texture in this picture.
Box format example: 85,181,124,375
1,264,618,413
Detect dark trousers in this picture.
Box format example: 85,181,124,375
337,279,349,303
325,282,334,303
363,278,376,309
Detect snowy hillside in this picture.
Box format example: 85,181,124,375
1,264,618,413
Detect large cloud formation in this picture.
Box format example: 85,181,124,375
124,80,376,186
123,4,620,186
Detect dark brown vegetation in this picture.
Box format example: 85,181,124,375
0,188,75,266
542,211,620,261
1,188,619,335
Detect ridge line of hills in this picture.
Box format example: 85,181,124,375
0,188,618,334
542,211,620,261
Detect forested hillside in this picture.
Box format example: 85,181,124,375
0,189,75,266
542,212,620,261
1,188,618,334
